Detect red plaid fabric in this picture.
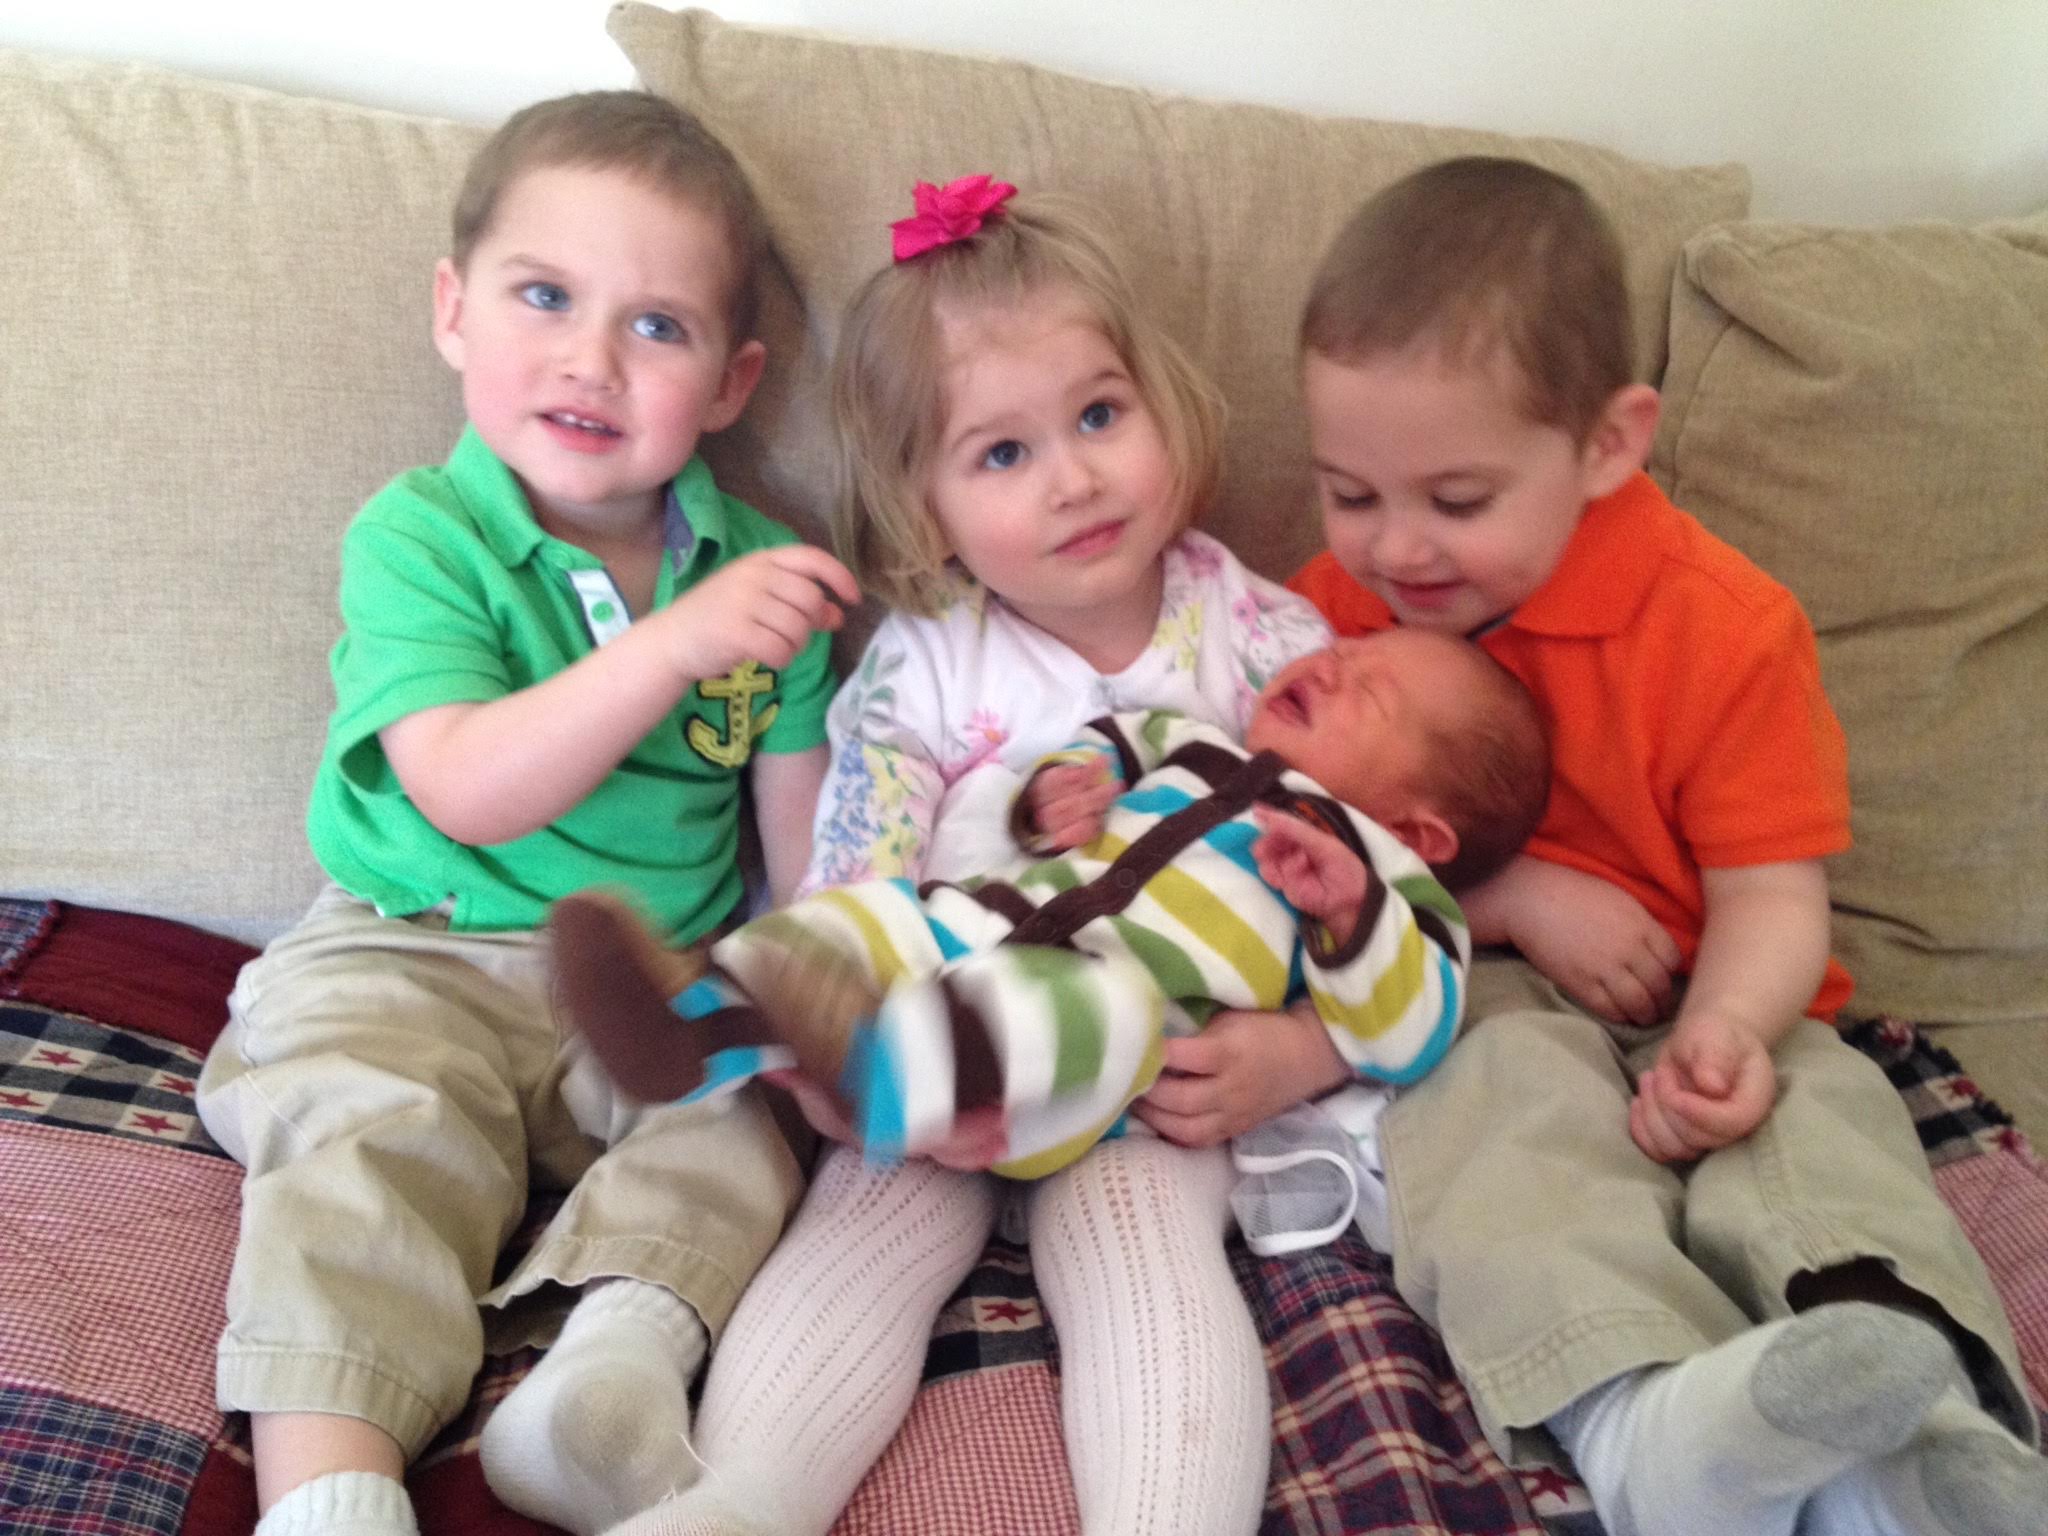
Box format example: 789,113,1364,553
0,1122,239,1438
1936,1147,2048,1416
836,1367,1077,1535
1241,1236,1571,1535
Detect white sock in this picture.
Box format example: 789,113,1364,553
481,1277,708,1535
610,1149,999,1536
255,1471,418,1536
1800,1385,2048,1536
1030,1137,1270,1536
1549,1303,1957,1536
597,1482,763,1536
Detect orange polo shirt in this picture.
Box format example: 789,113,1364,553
1290,472,1853,1020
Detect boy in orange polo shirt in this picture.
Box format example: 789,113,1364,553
1286,157,2042,1536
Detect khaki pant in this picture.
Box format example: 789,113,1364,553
1383,952,2036,1462
196,886,803,1456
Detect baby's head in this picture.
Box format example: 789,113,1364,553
431,92,772,530
1245,629,1549,890
829,185,1222,619
1298,157,1660,636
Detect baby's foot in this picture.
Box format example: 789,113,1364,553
548,891,714,1101
848,967,1006,1160
728,917,885,1089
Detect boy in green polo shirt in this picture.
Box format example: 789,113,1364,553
195,92,859,1536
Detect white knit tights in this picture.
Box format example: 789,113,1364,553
1030,1137,1271,1536
608,1147,999,1536
605,1138,1269,1536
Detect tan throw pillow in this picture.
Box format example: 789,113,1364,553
0,51,484,938
607,3,1750,587
1653,214,2048,1027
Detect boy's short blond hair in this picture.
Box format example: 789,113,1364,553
1302,157,1631,442
451,90,770,343
830,194,1223,616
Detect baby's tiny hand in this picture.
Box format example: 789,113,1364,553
1251,805,1366,947
1026,759,1121,850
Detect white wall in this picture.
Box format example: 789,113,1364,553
3,0,2044,226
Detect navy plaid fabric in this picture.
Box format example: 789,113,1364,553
0,1000,221,1155
0,897,55,978
1238,1233,1568,1535
1846,1016,2018,1166
0,1386,209,1535
927,1235,1051,1377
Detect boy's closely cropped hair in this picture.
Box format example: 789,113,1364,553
1303,154,1632,442
1288,154,2044,1536
449,90,772,340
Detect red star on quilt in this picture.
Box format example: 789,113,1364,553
159,1074,198,1096
1,1089,41,1109
1517,1466,1578,1506
35,1048,83,1068
129,1113,180,1135
979,1299,1036,1325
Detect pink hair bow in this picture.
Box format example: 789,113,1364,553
890,174,1019,261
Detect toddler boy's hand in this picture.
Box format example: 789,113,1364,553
1500,860,1682,1027
656,545,860,682
1628,1014,1777,1163
1026,759,1122,850
1250,805,1366,947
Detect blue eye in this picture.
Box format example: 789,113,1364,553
634,312,684,343
518,281,569,312
1079,400,1116,432
982,440,1025,471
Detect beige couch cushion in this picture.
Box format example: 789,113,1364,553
608,3,1750,587
1653,214,2048,1028
0,51,484,939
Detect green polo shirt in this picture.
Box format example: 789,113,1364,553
307,428,834,942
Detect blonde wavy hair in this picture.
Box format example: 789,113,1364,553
830,194,1223,615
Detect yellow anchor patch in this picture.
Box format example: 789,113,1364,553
687,661,780,768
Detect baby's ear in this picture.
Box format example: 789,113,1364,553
1579,382,1661,499
1387,808,1458,869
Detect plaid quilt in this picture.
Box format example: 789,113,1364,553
3,897,2044,1536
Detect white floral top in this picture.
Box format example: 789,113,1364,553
802,530,1333,893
